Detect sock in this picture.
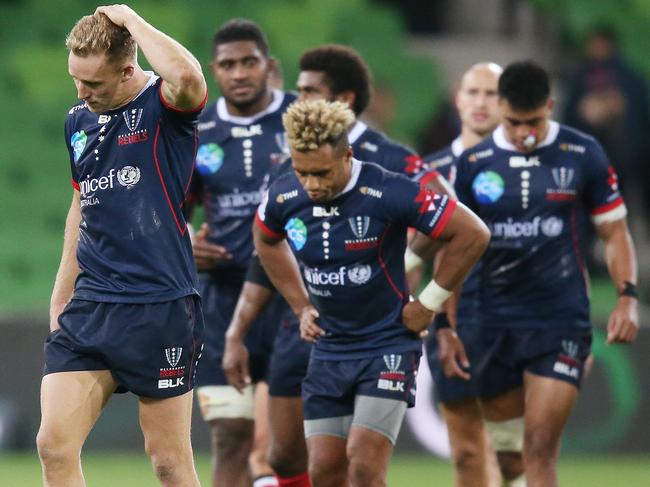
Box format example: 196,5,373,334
276,471,312,487
253,475,279,487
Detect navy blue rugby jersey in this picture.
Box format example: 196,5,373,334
65,74,206,303
424,137,480,325
349,121,425,179
455,121,626,329
256,160,456,360
189,90,296,271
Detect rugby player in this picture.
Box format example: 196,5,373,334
37,6,206,486
254,99,490,486
452,61,638,487
188,19,294,487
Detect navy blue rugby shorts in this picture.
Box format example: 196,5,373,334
44,296,204,399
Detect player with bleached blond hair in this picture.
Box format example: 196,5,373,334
254,99,490,486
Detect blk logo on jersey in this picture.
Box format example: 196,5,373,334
196,143,224,175
378,354,406,392
285,218,308,251
313,206,339,217
473,171,505,204
71,130,88,162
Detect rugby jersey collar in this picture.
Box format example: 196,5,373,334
217,89,285,125
493,120,560,152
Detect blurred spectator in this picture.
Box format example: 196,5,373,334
362,79,397,133
416,95,460,156
563,26,650,214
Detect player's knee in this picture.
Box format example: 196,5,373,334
36,428,80,470
308,448,346,486
496,451,525,481
268,443,306,477
348,454,383,485
524,427,559,463
211,419,254,463
451,443,484,473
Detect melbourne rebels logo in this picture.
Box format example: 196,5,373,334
165,347,183,367
116,166,141,188
378,354,406,392
123,108,144,131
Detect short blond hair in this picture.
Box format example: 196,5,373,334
66,13,136,64
283,99,354,152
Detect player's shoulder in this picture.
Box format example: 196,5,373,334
555,123,603,156
358,159,416,195
279,90,298,110
459,135,497,165
267,169,303,205
424,145,455,170
359,126,415,157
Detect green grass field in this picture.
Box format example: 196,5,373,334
2,452,648,486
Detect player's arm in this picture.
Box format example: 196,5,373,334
223,260,276,391
402,201,489,333
49,191,81,332
253,223,322,343
594,217,639,344
96,5,207,110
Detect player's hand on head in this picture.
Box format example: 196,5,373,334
401,300,434,334
436,328,470,380
95,4,137,28
222,337,251,392
299,306,324,343
192,223,232,270
607,296,639,344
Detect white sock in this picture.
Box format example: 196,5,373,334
253,475,279,487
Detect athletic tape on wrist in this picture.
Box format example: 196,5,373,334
418,280,452,312
404,247,424,272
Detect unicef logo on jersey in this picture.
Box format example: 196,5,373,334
541,216,563,237
71,130,88,162
285,218,307,251
196,143,224,175
116,166,141,188
472,171,505,204
347,265,372,285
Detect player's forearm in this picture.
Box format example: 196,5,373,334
50,194,82,329
123,13,206,105
600,219,637,288
254,236,310,316
225,283,274,342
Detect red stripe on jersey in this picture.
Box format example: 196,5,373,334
158,83,208,113
590,197,624,215
429,199,457,239
153,122,186,235
377,224,404,301
71,178,80,191
418,170,440,188
255,213,285,240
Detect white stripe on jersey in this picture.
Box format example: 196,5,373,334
591,203,627,225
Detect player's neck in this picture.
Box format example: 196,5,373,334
111,67,150,111
225,89,274,118
460,126,487,149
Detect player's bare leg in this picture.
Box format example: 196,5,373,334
250,382,277,485
268,396,310,482
139,390,200,487
480,386,526,485
521,372,578,487
209,417,254,486
37,370,116,487
440,398,500,487
346,426,393,487
307,435,349,487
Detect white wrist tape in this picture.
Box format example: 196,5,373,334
404,247,425,272
418,280,452,311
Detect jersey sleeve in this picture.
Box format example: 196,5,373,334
255,186,286,241
582,141,627,225
452,154,476,211
385,174,457,238
64,115,80,190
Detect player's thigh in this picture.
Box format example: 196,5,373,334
523,371,578,445
139,390,194,453
39,370,117,448
480,386,525,422
347,424,394,478
306,434,348,477
441,397,488,448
